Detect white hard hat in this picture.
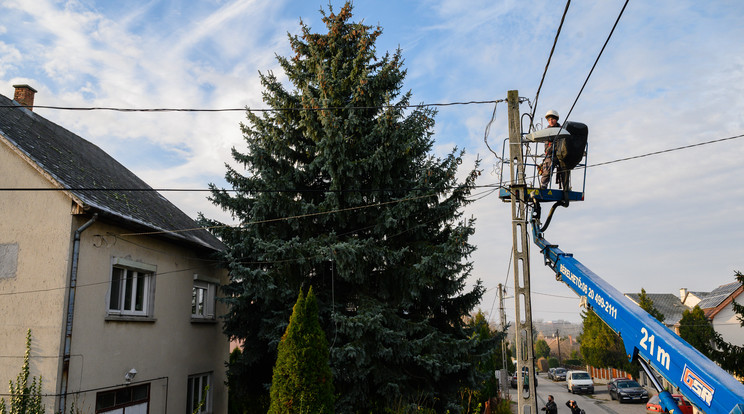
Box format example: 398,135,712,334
545,110,559,120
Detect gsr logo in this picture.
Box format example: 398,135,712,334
682,365,714,406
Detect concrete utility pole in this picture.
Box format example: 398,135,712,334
506,90,538,414
498,283,509,397
556,329,562,366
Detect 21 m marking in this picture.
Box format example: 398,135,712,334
640,327,671,370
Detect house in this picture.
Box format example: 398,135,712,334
0,85,229,413
624,292,691,330
697,281,744,347
678,288,709,309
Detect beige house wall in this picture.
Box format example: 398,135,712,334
66,220,229,413
1,139,229,413
0,140,74,409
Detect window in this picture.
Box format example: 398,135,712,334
96,384,149,414
191,275,217,320
187,373,212,414
108,258,156,317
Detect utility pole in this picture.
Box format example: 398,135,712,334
498,283,509,397
506,90,538,414
556,329,562,366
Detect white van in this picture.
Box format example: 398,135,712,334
566,370,594,394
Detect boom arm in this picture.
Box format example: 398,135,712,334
531,218,744,414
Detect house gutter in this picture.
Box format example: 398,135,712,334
59,213,97,413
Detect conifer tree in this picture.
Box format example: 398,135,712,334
678,305,716,358
205,2,486,411
579,310,637,376
638,288,665,323
269,287,334,414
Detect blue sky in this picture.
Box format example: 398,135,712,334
2,0,743,324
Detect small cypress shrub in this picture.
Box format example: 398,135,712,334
269,287,334,413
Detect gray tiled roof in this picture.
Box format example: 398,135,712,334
625,293,690,326
0,93,223,252
697,282,741,310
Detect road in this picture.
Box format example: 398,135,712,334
507,373,650,414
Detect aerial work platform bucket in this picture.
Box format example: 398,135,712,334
498,121,588,204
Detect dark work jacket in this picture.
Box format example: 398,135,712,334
542,400,557,414
566,401,582,414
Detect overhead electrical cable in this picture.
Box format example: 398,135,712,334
1,126,740,200
0,99,504,113
1,131,741,195
587,133,744,167
561,0,630,126
530,0,572,130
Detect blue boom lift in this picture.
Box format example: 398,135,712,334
513,116,744,414
531,211,744,414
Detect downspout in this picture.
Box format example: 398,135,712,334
59,213,97,413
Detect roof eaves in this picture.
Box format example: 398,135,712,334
0,131,86,211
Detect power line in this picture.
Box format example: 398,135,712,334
562,0,629,126
3,130,741,194
530,0,571,129
0,99,504,113
587,133,744,168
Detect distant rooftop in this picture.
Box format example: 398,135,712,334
625,292,690,326
697,281,742,310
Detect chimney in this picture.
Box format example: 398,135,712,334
13,84,37,111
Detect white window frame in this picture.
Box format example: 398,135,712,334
187,373,212,414
107,258,156,317
191,274,217,320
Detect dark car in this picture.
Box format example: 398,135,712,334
607,377,631,391
547,368,555,380
608,379,649,403
646,394,693,414
552,367,567,381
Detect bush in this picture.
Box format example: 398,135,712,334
268,287,334,413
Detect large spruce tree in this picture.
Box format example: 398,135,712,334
206,3,485,411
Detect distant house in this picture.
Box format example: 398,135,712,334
624,292,690,330
696,281,744,347
0,86,228,413
678,288,709,309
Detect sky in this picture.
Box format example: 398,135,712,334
1,0,743,325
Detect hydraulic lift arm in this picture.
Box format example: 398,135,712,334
531,216,744,414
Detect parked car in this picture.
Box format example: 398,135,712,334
510,367,539,389
646,395,693,414
608,379,649,403
547,368,555,380
607,377,631,391
552,367,567,381
566,370,594,394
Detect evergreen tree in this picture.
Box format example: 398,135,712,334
534,339,550,359
638,288,665,323
269,287,334,414
464,310,505,405
206,3,485,411
678,305,717,358
579,310,636,376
